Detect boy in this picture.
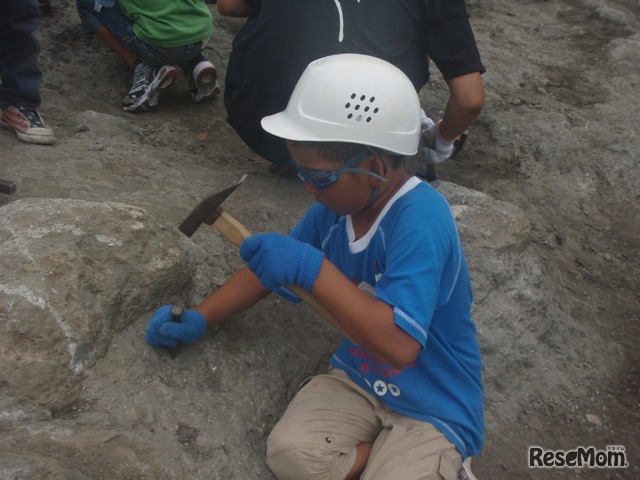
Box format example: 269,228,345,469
146,54,483,479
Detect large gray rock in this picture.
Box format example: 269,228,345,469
0,198,196,412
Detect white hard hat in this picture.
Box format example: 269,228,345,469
261,54,421,156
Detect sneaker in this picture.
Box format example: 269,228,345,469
184,59,221,103
122,63,178,113
1,105,55,145
122,62,151,108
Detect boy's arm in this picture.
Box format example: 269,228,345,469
146,266,270,348
238,232,422,368
311,260,422,369
195,266,271,327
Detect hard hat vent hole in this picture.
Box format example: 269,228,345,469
345,92,379,123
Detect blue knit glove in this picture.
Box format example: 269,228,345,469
239,233,324,291
146,305,206,348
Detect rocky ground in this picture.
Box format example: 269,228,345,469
1,0,639,479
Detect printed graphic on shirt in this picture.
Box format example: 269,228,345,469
332,0,362,42
348,345,417,398
373,380,401,397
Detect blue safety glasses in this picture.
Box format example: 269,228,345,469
292,150,387,190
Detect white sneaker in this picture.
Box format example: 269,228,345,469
189,60,221,103
123,64,178,112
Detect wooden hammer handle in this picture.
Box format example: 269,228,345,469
214,210,350,340
214,210,252,248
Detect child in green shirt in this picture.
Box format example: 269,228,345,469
76,0,220,112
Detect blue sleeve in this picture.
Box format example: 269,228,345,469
375,189,462,347
281,203,336,303
289,202,333,249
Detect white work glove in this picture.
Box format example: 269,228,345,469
419,110,455,165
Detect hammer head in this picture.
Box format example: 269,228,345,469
178,174,247,237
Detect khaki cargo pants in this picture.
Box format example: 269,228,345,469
266,368,463,480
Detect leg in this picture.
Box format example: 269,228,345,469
0,0,55,144
266,369,382,480
75,0,136,66
0,0,42,109
361,414,462,480
76,0,177,68
95,27,136,67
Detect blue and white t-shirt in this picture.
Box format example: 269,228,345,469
290,177,484,458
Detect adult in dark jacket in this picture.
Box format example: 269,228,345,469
217,0,485,175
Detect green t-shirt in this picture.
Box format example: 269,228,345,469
119,0,212,48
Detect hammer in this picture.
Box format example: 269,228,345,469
178,175,349,339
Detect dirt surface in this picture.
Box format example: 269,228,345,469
1,0,639,478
